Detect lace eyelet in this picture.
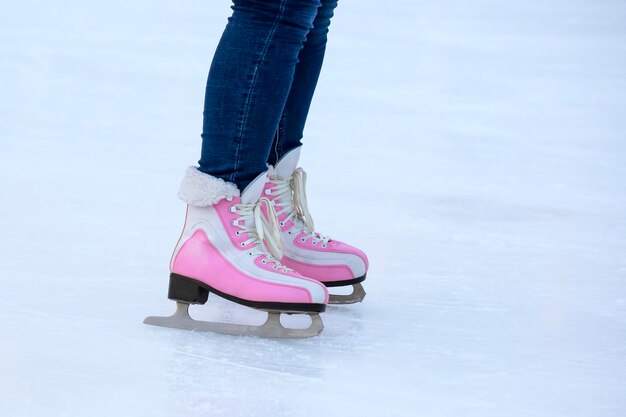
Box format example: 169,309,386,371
301,238,306,242
229,206,236,213
287,231,292,235
235,231,241,236
272,265,278,270
248,252,253,256
312,241,317,245
322,244,327,248
240,242,246,247
279,221,284,226
264,189,271,195
262,259,267,264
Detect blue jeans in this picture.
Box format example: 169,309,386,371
198,0,338,191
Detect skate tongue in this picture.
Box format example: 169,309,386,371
272,146,301,179
241,171,268,204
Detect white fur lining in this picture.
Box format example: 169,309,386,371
177,167,240,207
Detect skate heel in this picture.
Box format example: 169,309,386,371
168,273,209,305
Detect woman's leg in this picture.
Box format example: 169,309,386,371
267,0,338,166
198,0,322,191
258,1,367,304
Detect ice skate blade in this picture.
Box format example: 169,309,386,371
328,283,366,304
144,302,323,339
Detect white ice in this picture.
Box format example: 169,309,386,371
1,1,625,416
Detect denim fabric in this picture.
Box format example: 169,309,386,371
198,0,338,191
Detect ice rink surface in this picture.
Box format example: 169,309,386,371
1,1,625,416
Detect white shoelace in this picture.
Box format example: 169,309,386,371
230,197,291,271
266,168,331,247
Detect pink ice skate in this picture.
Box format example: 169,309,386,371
263,147,368,304
144,168,329,338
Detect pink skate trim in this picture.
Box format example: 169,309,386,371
253,256,302,277
262,181,296,231
253,257,330,303
293,232,370,271
213,198,252,251
281,257,355,283
172,230,314,303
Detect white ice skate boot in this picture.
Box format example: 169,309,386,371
144,168,329,338
263,147,369,304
